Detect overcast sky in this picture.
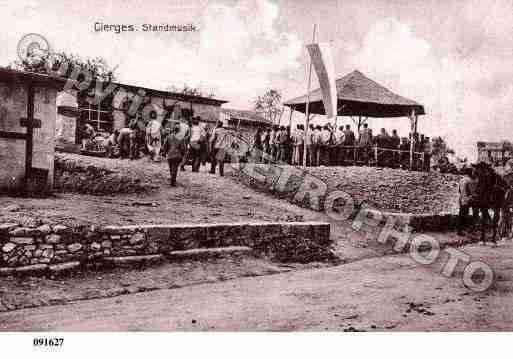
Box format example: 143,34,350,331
1,0,512,160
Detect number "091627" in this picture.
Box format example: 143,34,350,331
33,338,64,347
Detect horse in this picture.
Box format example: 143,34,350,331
472,162,509,245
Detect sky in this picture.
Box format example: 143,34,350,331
1,0,512,160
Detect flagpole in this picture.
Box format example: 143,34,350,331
303,24,317,168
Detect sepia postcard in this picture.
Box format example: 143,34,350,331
0,0,512,355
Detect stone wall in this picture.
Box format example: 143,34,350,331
233,164,459,232
0,221,331,275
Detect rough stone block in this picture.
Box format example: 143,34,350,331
207,224,246,247
67,243,82,252
8,227,28,236
10,237,34,245
52,224,69,234
0,223,18,234
103,254,164,266
14,264,48,275
169,226,207,250
2,243,16,253
129,232,146,245
45,234,61,244
37,224,52,235
101,240,112,248
168,246,253,261
49,261,80,273
143,226,170,241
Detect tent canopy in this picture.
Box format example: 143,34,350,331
284,70,425,118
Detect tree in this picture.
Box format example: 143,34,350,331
166,84,216,98
254,89,284,125
10,50,118,82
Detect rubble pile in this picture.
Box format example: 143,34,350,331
233,165,460,215
54,154,157,195
254,235,338,264
312,166,460,214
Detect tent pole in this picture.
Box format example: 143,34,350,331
288,107,293,129
303,24,317,168
409,109,416,170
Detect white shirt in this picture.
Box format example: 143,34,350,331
320,129,331,144
190,125,205,143
334,129,344,145
295,129,304,145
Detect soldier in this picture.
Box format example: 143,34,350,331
457,167,479,235
162,121,187,187
189,117,206,172
209,120,228,176
358,123,372,164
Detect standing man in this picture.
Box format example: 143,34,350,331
334,125,345,166
103,129,119,158
278,126,288,163
117,127,133,159
269,125,278,162
457,167,478,235
390,129,400,168
262,128,271,163
320,124,332,166
81,123,96,151
306,124,315,166
343,124,355,165
293,124,304,166
312,125,322,166
178,119,191,171
189,117,206,172
253,127,263,163
162,121,187,187
358,123,372,164
210,120,228,176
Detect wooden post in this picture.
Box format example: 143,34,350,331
97,102,101,131
24,85,35,187
303,24,317,168
374,145,378,166
409,109,416,170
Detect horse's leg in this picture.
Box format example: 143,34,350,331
492,207,499,245
479,208,486,244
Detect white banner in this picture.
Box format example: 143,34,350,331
306,43,337,120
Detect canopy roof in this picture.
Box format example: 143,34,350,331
284,70,425,118
221,108,271,126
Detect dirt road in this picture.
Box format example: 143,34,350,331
2,242,511,331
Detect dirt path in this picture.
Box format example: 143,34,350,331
1,155,428,262
2,242,512,331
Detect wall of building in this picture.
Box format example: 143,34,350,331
79,93,222,134
0,81,57,191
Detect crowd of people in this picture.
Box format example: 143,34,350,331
253,122,432,170
80,117,229,186
80,118,434,186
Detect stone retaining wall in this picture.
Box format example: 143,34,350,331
0,221,331,275
232,165,458,232
361,209,459,233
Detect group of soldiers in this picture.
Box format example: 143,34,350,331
80,117,229,186
252,122,431,170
